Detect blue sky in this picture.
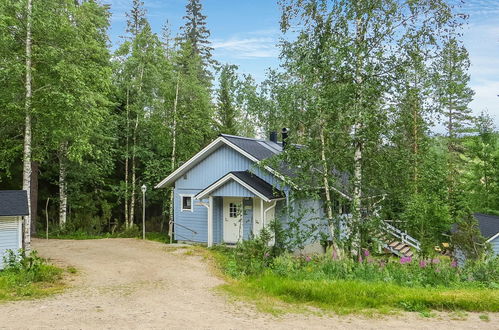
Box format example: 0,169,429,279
104,0,499,127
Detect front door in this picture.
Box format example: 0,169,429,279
223,197,243,243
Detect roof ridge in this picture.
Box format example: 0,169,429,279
219,134,265,142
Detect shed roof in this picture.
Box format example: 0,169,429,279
0,190,29,216
474,213,499,239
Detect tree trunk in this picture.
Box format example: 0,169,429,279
129,114,139,227
124,88,130,228
30,161,38,235
59,142,68,227
320,125,343,257
351,17,364,256
22,0,33,252
169,76,180,242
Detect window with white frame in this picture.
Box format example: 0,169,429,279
181,195,193,212
229,202,239,218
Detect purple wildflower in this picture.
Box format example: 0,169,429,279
363,249,370,257
332,249,338,260
432,258,440,264
305,255,311,262
400,256,412,264
419,260,427,268
451,260,457,268
358,255,363,263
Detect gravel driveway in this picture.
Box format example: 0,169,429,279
0,238,495,329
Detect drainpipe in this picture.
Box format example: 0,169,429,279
263,200,277,228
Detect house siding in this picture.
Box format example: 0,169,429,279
212,181,255,198
490,236,499,255
213,197,223,244
0,216,22,270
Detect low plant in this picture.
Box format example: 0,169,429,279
0,249,63,301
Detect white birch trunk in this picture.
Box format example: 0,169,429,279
124,88,130,228
22,0,33,252
59,142,68,227
351,17,364,256
129,114,139,227
169,76,180,242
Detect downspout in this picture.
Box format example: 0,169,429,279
263,200,277,228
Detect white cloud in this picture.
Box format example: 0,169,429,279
212,36,279,59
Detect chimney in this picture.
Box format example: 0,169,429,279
281,128,289,149
269,131,278,143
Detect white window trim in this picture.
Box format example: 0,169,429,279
179,194,195,212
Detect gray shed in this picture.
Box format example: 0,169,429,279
0,190,28,269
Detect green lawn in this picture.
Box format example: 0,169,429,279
220,273,499,315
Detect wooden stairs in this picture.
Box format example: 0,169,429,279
373,221,420,258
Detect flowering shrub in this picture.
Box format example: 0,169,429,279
260,250,499,288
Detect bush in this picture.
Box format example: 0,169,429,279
2,249,61,283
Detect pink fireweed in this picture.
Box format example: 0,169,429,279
451,260,457,268
432,258,440,264
358,255,363,263
305,255,311,262
419,260,427,268
363,249,370,257
400,256,412,264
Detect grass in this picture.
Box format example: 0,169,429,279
219,273,499,315
0,264,65,302
41,231,174,243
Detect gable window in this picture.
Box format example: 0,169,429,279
181,195,193,212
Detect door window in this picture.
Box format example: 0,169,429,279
229,202,239,217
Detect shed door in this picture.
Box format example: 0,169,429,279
0,216,21,269
223,197,243,243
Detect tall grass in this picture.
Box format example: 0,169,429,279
235,274,499,313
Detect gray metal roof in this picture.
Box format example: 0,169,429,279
231,171,284,200
474,213,499,239
0,190,29,216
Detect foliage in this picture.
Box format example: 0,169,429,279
0,249,63,301
451,213,490,261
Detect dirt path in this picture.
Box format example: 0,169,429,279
0,239,495,329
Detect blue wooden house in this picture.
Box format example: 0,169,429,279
155,131,327,248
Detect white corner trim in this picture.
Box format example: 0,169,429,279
179,194,195,212
195,173,272,202
486,232,499,243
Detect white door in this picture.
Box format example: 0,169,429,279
223,197,243,243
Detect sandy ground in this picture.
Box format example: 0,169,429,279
0,238,496,330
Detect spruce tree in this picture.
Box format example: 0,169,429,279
179,0,214,83
216,64,239,135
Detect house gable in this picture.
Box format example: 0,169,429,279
175,145,280,191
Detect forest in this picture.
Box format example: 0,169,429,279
0,0,498,257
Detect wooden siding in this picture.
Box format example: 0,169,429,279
490,236,499,255
176,145,280,190
174,189,207,243
0,216,22,269
212,181,255,197
243,198,253,240
213,197,223,244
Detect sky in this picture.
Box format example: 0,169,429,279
104,0,499,127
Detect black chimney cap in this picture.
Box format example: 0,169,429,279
281,128,289,149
